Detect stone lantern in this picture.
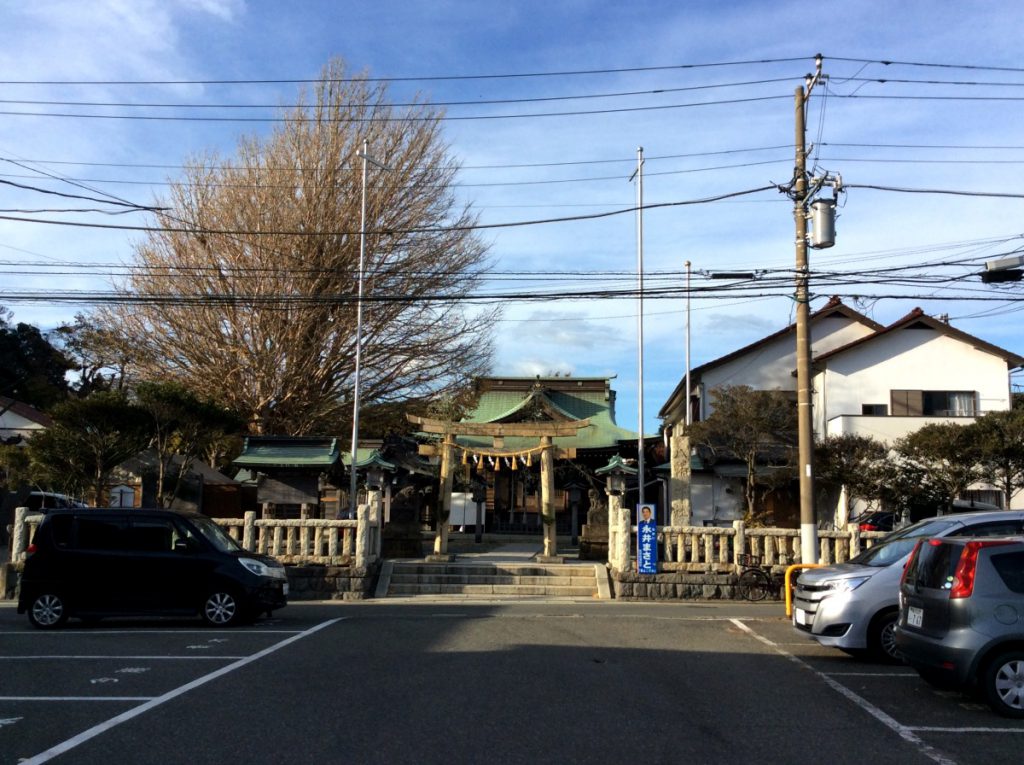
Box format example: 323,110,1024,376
596,455,637,572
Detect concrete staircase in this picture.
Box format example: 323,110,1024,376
377,560,610,600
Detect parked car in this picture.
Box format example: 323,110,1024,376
852,499,1003,534
17,508,287,629
792,510,1024,662
3,491,88,546
854,510,896,532
897,535,1024,717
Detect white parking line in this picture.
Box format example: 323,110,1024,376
827,672,920,677
730,618,958,765
909,726,1024,733
0,629,301,636
0,655,247,660
20,617,345,765
0,697,154,702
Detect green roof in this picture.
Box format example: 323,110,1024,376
234,437,340,469
456,378,640,452
342,449,397,471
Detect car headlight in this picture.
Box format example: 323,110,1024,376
821,576,871,594
238,557,273,577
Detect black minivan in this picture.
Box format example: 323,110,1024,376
18,508,287,629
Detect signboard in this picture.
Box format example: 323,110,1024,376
637,504,657,574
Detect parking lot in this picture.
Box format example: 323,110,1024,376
2,600,1022,764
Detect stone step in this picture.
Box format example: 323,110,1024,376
389,573,590,587
388,583,598,597
390,564,595,578
383,560,606,599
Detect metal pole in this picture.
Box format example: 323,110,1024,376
635,146,645,506
685,260,691,427
348,139,370,518
794,83,818,561
347,140,392,517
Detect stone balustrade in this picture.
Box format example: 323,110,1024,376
636,521,887,572
8,507,882,573
8,505,381,569
214,514,360,565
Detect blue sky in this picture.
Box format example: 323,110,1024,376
1,0,1023,433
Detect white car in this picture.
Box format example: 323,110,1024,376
792,510,1024,662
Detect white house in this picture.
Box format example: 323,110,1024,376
658,299,1024,525
661,296,884,425
812,307,1020,444
0,396,51,445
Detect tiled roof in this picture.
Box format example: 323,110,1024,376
457,378,640,451
233,437,341,468
0,396,52,427
812,307,1024,369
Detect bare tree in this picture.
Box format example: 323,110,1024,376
98,59,496,435
689,385,798,525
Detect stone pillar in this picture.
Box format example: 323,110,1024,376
732,519,746,566
243,511,256,551
367,488,383,559
356,503,369,568
539,436,559,560
606,493,631,572
12,507,28,562
430,434,455,561
669,427,692,526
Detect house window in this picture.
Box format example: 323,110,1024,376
861,404,888,416
890,390,977,416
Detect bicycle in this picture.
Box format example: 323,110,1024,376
735,553,792,602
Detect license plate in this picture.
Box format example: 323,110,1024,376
794,608,810,626
907,606,923,628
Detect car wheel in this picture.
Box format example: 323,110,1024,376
868,610,902,664
27,592,68,629
983,651,1024,718
201,590,242,627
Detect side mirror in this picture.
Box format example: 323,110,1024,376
173,539,194,553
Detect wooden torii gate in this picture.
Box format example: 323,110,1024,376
408,414,590,561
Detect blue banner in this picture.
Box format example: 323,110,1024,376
637,504,657,574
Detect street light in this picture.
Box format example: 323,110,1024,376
349,139,391,518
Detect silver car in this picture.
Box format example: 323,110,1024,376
897,535,1024,717
792,511,1024,662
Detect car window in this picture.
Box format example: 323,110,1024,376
75,515,129,551
126,518,176,552
189,517,241,553
48,514,73,548
949,520,1023,537
884,518,960,542
990,551,1024,594
172,519,203,549
850,519,961,567
906,541,961,589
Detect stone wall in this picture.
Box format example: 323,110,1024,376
286,562,381,601
1,563,16,601
611,569,779,601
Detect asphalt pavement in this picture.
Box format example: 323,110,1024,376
2,599,1022,765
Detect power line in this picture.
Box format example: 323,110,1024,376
0,185,780,236
0,94,791,123
0,57,810,86
827,56,1024,74
0,77,799,111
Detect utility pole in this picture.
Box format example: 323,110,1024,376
794,56,823,563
